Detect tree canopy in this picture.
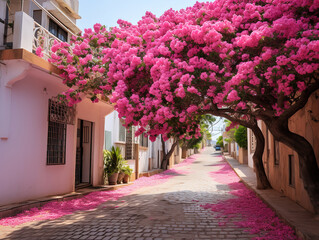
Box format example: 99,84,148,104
44,0,319,212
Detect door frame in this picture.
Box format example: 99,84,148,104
75,119,93,188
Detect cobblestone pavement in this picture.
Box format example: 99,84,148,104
0,148,260,240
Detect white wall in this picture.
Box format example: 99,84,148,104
139,148,148,172
247,128,254,168
151,136,162,169
105,111,122,144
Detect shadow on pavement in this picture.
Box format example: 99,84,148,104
2,190,235,240
210,152,221,156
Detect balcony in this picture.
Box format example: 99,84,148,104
12,11,65,60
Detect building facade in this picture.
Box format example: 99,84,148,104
0,0,113,206
104,111,183,178
247,90,319,212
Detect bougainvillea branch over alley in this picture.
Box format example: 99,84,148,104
45,0,319,141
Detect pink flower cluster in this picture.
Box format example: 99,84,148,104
44,0,319,139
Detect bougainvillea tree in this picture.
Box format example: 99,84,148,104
46,0,319,212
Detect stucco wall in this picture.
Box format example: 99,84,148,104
0,68,75,206
0,64,112,206
261,90,319,213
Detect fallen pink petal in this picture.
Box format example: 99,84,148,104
0,154,197,227
201,159,299,240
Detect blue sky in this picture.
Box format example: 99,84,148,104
77,0,200,30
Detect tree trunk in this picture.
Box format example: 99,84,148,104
268,120,319,214
160,137,178,170
213,111,271,190
251,125,271,189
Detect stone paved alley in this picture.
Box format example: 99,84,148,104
0,148,297,240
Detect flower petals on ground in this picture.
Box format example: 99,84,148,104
201,160,298,240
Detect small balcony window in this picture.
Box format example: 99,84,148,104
49,19,67,42
33,10,42,25
140,134,148,147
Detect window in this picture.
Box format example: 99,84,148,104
49,19,67,42
125,126,133,160
139,134,148,147
274,140,280,165
46,98,75,165
119,120,126,142
289,155,295,187
104,130,112,150
33,10,42,25
47,121,66,165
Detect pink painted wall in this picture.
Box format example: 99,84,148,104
0,68,75,206
0,64,113,206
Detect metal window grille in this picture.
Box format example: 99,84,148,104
125,126,133,160
46,98,75,165
47,121,66,165
48,98,75,125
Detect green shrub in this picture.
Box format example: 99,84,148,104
234,126,247,149
122,165,133,175
103,146,123,176
216,136,224,147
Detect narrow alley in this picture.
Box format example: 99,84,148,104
0,148,297,240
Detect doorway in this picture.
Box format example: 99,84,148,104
75,119,93,188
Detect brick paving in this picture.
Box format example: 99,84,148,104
1,148,265,239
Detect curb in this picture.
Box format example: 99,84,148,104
222,154,308,240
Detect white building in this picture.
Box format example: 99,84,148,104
104,111,163,179
104,112,183,178
0,0,113,206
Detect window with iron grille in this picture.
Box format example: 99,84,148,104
46,98,74,165
47,121,66,165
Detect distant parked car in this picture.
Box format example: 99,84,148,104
215,145,221,151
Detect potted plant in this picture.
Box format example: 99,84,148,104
103,147,123,185
122,165,133,183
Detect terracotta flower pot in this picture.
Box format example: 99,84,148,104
123,174,130,183
117,172,125,184
108,172,119,185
